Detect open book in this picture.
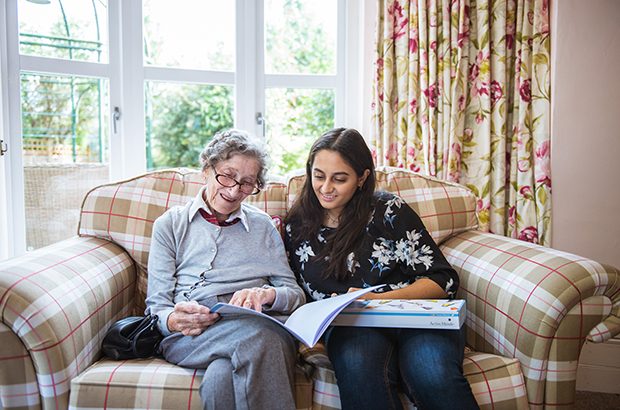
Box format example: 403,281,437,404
210,285,383,347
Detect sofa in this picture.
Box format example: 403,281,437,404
1,166,618,410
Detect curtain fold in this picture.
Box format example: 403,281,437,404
371,0,551,246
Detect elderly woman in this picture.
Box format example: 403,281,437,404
146,129,305,410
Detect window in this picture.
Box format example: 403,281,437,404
263,0,339,174
11,0,112,252
19,0,109,63
1,0,360,257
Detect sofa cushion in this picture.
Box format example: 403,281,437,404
286,166,478,245
69,358,312,410
70,351,526,410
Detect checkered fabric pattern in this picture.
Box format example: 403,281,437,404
302,347,528,410
68,358,313,410
67,347,527,410
0,322,40,409
441,230,620,409
0,236,135,410
2,166,618,410
302,352,529,410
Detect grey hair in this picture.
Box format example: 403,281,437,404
199,129,269,187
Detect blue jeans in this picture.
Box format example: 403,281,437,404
325,326,479,410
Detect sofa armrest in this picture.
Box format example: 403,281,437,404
0,237,136,410
441,230,619,408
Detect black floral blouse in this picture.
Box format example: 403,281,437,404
284,192,459,301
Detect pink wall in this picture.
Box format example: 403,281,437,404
551,0,620,268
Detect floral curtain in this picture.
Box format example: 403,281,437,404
371,0,551,246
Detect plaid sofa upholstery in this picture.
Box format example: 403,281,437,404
1,167,618,410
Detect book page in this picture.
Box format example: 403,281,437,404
211,285,383,347
282,285,382,347
208,303,312,343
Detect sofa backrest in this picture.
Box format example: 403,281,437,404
79,166,477,313
287,166,478,244
78,168,288,272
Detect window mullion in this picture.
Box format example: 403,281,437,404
335,0,346,126
19,55,112,78
108,0,122,181
0,1,14,259
4,0,26,256
117,0,146,178
235,0,263,138
255,0,265,139
264,74,338,89
144,67,235,85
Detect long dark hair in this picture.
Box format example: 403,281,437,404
286,127,376,280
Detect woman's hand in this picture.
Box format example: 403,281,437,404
347,279,448,300
347,287,381,299
168,301,220,336
229,287,276,312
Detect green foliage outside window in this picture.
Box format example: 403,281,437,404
146,84,233,170
263,0,336,175
20,18,107,164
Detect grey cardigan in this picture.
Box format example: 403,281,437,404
146,186,306,336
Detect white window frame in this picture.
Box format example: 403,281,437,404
2,0,127,256
0,0,366,259
0,1,11,260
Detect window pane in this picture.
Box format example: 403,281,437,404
21,73,109,250
143,0,235,71
18,0,108,63
145,81,234,170
264,0,337,75
265,88,335,175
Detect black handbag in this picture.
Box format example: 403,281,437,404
102,315,164,360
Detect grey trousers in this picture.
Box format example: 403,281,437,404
160,315,297,410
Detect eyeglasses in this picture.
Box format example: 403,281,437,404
213,169,261,195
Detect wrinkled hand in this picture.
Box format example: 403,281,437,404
168,301,220,336
229,287,276,312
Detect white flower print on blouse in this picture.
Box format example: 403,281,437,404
444,278,456,297
413,244,434,270
388,281,411,290
369,238,395,275
405,229,422,244
299,276,327,300
394,229,434,270
346,252,360,275
295,241,315,270
383,195,404,228
385,195,404,209
317,228,328,244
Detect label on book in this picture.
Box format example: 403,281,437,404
331,299,466,330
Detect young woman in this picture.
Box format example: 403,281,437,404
284,128,478,410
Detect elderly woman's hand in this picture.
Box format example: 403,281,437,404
229,287,276,312
168,301,220,336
